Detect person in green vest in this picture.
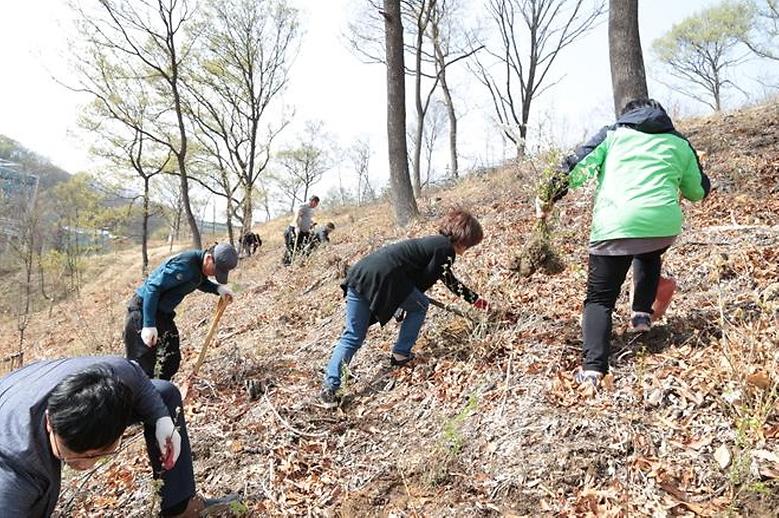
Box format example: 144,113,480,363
537,98,711,388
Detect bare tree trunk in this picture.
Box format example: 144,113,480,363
384,0,419,227
412,112,424,196
431,10,458,179
142,176,150,276
174,200,182,246
242,184,253,236
609,0,648,116
712,70,722,111
225,198,235,247
440,75,458,178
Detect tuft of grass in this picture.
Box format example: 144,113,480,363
422,394,479,487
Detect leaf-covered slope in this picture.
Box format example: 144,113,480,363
3,101,777,517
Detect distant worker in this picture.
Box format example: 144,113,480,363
282,195,320,265
240,232,262,257
319,209,490,408
304,222,336,256
536,98,711,389
0,356,237,516
124,243,238,380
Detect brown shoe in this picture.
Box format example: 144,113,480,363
168,496,204,518
169,494,241,517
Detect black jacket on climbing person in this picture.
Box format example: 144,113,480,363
342,234,479,327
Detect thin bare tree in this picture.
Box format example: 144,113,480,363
348,0,479,195
742,0,779,61
276,122,331,205
81,88,171,275
70,0,203,247
652,1,753,112
349,137,375,205
186,0,298,232
472,0,605,156
422,100,446,187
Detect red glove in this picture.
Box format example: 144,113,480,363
162,437,176,471
473,298,489,311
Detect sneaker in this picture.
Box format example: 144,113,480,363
574,369,604,388
630,312,652,332
318,387,340,409
390,352,416,367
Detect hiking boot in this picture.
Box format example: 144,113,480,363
390,352,416,367
630,312,652,332
574,369,604,388
318,387,340,409
170,494,241,517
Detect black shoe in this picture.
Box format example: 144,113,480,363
390,352,416,367
318,387,340,409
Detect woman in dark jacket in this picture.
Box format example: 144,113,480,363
320,209,489,407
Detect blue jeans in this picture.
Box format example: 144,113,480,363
323,287,429,390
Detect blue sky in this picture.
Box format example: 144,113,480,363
0,0,773,216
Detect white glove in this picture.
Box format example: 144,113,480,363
155,416,182,470
141,327,158,347
217,284,234,303
534,196,552,220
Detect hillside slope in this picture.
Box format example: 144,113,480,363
2,102,778,517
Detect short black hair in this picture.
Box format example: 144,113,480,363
325,222,335,230
620,98,666,116
47,366,133,453
309,195,320,203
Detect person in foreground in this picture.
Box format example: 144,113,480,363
537,98,711,388
124,243,238,380
0,356,236,517
319,209,490,408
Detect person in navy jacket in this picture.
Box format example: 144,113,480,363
124,243,238,380
0,356,237,517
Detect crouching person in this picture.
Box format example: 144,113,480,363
0,356,236,517
319,209,489,408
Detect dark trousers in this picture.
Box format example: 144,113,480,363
139,379,196,515
582,248,667,373
124,295,181,380
282,226,310,265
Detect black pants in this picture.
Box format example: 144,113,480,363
139,379,196,515
282,226,310,265
124,295,181,380
582,248,667,373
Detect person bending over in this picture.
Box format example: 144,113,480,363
319,209,489,407
124,243,238,380
0,356,236,517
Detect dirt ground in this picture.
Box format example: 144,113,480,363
1,102,778,517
